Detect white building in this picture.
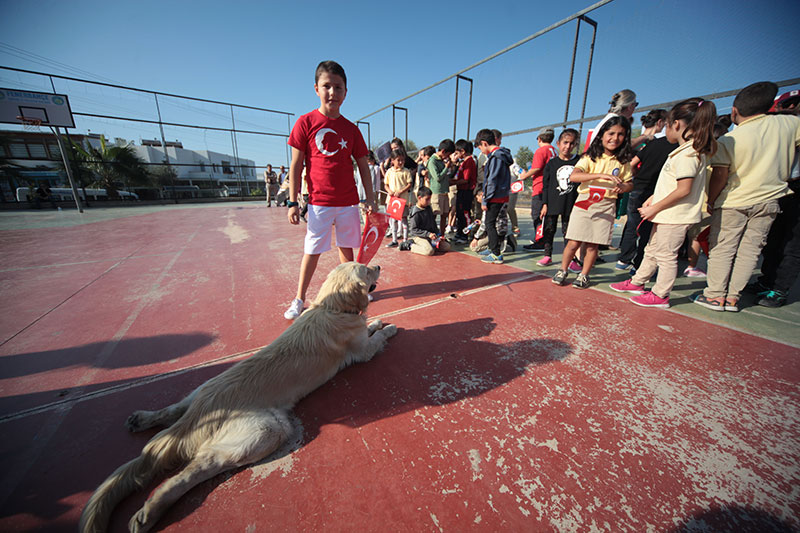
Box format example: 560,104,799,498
132,139,259,194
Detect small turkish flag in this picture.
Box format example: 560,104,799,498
356,212,390,265
696,226,710,256
386,196,407,220
574,186,606,210
534,222,544,242
510,180,524,194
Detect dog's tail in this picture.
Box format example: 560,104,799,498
78,426,186,533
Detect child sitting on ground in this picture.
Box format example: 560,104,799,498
405,186,451,256
552,116,634,288
384,149,413,247
610,97,718,308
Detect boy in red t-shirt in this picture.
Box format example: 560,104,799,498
520,128,557,250
284,60,377,319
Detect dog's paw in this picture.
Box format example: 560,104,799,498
367,320,383,333
381,324,398,338
125,412,146,432
129,508,153,533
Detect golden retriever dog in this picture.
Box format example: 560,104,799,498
79,262,396,533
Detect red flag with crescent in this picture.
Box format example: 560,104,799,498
696,226,710,256
386,196,407,220
574,186,607,210
356,212,390,264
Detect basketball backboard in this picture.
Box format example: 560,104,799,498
0,88,75,128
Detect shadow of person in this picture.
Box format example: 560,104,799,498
372,272,532,301
670,504,797,533
150,317,572,531
299,317,572,431
0,332,218,380
0,332,217,417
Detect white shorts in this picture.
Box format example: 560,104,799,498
305,204,362,255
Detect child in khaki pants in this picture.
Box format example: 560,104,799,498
693,81,800,312
610,98,718,308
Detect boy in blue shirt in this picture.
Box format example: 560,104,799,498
474,128,513,264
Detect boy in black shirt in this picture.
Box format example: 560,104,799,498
537,129,580,266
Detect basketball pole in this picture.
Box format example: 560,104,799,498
50,125,84,213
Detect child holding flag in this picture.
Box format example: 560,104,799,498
384,149,412,248
284,60,376,319
553,116,634,288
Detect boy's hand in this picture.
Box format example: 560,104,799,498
638,204,658,221
540,204,547,219
604,173,623,184
364,200,376,213
288,205,300,225
428,232,437,240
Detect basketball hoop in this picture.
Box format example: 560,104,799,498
17,115,43,132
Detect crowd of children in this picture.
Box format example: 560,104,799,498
278,59,799,319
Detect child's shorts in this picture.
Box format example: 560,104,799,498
565,196,615,245
305,204,361,255
431,193,450,215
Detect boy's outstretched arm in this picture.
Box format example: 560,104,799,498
287,147,304,225
355,156,376,212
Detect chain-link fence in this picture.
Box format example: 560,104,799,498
0,65,293,205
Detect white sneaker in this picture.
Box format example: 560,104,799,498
284,298,304,319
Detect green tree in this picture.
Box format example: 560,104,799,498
515,146,534,168
148,164,177,188
70,135,149,197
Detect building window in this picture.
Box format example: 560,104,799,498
27,142,48,159
221,160,232,174
9,143,28,158
47,142,61,158
198,161,205,171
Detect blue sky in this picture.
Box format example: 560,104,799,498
1,0,798,168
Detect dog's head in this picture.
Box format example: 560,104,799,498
313,262,380,314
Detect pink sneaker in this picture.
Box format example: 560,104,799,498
683,266,706,277
537,255,552,266
609,279,645,294
630,291,669,309
568,260,582,273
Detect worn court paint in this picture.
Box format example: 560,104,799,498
0,204,797,532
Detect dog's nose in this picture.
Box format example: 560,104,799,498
374,265,381,271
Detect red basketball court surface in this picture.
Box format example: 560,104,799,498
1,202,798,532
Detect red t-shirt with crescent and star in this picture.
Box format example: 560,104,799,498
288,110,368,206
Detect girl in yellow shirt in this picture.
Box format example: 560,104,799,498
553,116,634,289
